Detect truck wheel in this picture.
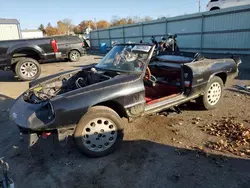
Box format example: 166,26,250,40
69,50,80,62
74,106,124,158
197,76,224,110
15,58,41,81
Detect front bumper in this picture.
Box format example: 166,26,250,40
20,132,39,147
9,95,54,130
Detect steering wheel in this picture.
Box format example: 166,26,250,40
144,67,157,86
144,67,152,80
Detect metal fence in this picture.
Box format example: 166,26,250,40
90,5,250,55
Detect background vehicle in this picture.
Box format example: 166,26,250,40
9,44,240,158
159,34,179,52
54,35,85,62
207,0,250,11
0,35,85,81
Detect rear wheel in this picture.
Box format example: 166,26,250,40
197,76,223,110
15,58,41,81
74,106,124,158
69,50,80,62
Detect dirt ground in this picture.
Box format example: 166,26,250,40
0,55,250,188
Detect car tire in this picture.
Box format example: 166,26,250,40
74,106,124,158
15,58,41,81
197,76,224,110
69,50,81,62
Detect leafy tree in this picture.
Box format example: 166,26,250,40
141,16,153,22
45,23,58,36
96,20,110,29
110,15,153,27
57,20,67,34
57,19,73,35
127,17,135,24
38,24,46,34
73,25,82,34
74,20,95,34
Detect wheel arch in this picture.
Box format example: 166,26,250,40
210,7,220,11
11,48,42,64
209,72,227,85
68,49,81,56
93,100,128,118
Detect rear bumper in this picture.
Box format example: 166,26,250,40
79,48,86,56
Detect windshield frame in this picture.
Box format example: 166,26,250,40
95,43,155,74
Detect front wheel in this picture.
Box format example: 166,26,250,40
69,50,80,62
15,58,41,81
197,76,224,110
74,106,124,158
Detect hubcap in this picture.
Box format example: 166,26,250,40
82,118,118,152
20,62,38,78
70,52,79,60
207,82,221,105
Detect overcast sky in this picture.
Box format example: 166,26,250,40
0,0,208,29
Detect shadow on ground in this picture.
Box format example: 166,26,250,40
0,94,250,188
3,137,250,188
0,70,22,82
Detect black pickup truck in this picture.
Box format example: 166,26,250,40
0,35,85,81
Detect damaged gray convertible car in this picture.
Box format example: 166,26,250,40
10,44,240,157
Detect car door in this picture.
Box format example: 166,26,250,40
66,36,82,52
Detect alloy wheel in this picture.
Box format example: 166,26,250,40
20,62,38,78
207,82,222,106
81,117,118,152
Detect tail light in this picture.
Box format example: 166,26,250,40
82,42,85,47
51,39,58,53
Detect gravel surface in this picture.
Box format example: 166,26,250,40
0,55,250,188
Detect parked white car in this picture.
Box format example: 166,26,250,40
206,0,250,11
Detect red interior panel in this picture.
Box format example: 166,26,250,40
145,83,180,103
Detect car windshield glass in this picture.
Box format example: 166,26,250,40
95,44,152,73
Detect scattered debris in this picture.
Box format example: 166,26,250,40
193,117,202,121
244,119,250,123
172,129,179,135
201,117,250,157
235,85,250,93
192,121,199,125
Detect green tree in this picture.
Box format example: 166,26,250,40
38,24,46,34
